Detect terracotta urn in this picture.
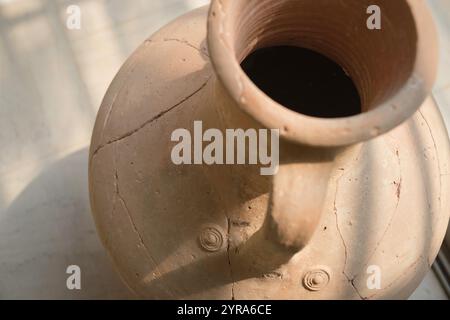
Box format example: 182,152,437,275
89,0,450,299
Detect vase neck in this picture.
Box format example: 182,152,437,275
207,0,438,147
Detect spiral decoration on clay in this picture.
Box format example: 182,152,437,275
303,268,331,291
198,225,224,252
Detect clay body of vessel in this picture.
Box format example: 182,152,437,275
89,0,450,299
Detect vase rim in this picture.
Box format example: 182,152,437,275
207,0,438,147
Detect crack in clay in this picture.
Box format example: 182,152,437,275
92,77,211,158
356,145,403,278
334,170,348,276
336,143,405,299
334,148,370,300
112,148,179,298
366,255,424,300
114,163,163,279
227,217,235,300
99,58,141,144
99,37,208,145
103,147,121,247
345,274,365,300
334,146,366,276
163,38,210,57
419,110,442,206
334,171,363,300
418,110,443,266
202,153,235,300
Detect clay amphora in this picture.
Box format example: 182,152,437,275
89,0,450,299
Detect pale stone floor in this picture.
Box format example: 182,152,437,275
0,0,448,299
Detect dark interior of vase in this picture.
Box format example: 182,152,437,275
232,0,417,117
241,46,361,118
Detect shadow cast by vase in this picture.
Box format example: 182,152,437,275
0,148,132,299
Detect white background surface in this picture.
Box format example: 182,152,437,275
0,0,448,299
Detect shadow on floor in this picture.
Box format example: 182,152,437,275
0,148,133,299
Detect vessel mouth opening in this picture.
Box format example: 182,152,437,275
227,0,417,116
240,45,362,118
